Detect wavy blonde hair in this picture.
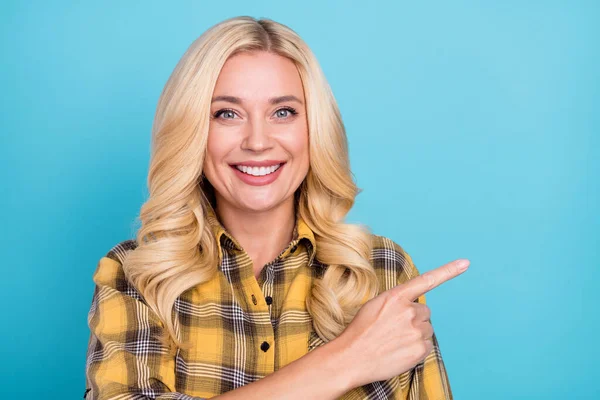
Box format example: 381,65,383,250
123,16,380,350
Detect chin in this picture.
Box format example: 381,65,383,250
232,189,292,212
237,198,281,213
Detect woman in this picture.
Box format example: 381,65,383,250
84,15,469,400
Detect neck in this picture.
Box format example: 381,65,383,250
214,196,296,276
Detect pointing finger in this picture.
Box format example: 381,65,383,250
395,259,469,301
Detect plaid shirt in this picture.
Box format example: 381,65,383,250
85,209,453,399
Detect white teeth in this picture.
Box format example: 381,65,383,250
235,164,282,176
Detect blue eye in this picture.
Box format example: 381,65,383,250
275,107,298,118
213,109,237,119
212,107,298,120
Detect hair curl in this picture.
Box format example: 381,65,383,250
123,16,379,350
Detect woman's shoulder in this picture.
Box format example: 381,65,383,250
104,239,139,264
91,239,141,298
369,234,422,291
88,240,162,335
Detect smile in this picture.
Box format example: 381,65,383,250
235,164,282,176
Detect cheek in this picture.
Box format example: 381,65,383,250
205,130,232,165
286,126,310,161
203,137,226,182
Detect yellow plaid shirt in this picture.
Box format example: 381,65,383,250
85,209,453,399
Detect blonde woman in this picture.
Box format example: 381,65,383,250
84,16,469,400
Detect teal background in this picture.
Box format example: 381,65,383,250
1,1,598,399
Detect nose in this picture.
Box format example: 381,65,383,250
241,118,274,152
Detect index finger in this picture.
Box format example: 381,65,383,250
395,259,470,301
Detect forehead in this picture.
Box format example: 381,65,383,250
213,51,304,100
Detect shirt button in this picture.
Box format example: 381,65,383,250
260,341,270,352
265,296,273,305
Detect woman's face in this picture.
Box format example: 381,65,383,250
204,51,309,213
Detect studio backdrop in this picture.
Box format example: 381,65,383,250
0,1,598,399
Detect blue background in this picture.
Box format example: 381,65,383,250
1,1,598,399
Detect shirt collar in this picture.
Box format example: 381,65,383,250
205,205,317,265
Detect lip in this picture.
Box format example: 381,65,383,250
230,160,286,167
230,163,285,186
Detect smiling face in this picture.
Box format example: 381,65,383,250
203,51,310,214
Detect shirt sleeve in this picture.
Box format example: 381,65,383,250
399,249,454,400
84,255,205,400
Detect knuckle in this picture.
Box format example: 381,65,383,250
424,305,431,319
377,297,394,316
387,291,406,308
425,323,434,339
405,305,418,320
416,341,429,358
380,291,393,306
415,303,430,319
411,327,423,342
390,285,405,299
445,265,455,280
421,271,436,289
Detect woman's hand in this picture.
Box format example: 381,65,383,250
331,258,470,389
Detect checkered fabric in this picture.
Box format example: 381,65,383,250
84,209,452,399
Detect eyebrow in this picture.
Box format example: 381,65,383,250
211,95,304,105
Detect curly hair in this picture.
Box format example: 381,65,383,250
123,16,379,350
